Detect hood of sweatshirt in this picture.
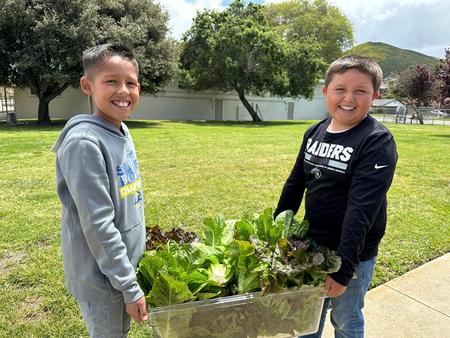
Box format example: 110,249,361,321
52,114,125,153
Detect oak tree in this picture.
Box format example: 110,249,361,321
264,0,354,64
0,0,177,124
179,0,324,122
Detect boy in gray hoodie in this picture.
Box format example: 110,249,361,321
53,44,147,337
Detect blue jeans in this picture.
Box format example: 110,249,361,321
77,294,130,338
300,257,377,338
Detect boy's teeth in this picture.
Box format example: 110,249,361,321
340,105,354,110
113,100,129,107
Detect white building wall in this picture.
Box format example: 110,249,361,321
222,98,288,121
14,84,327,121
14,87,89,119
294,98,327,120
133,87,215,120
293,85,327,120
133,96,214,120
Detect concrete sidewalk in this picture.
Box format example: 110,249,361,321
322,253,450,338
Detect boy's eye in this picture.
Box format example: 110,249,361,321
355,89,367,94
127,82,137,87
106,80,116,84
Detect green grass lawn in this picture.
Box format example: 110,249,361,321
0,119,449,337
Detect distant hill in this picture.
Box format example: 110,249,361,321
345,42,441,78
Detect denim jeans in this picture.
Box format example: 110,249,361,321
77,294,130,338
300,256,377,338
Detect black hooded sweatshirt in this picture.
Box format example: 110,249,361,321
274,115,398,286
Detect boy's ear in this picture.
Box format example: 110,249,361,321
321,85,327,95
372,91,381,100
80,76,92,95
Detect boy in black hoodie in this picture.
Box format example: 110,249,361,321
274,55,398,338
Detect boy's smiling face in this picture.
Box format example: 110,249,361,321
322,68,379,131
80,55,140,128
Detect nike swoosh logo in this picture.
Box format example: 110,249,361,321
374,164,389,169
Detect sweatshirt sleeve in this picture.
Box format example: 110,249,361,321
274,136,308,218
59,138,143,304
330,132,398,286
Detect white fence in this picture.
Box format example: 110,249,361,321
370,107,450,126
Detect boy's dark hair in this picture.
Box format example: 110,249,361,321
82,43,139,77
324,55,383,92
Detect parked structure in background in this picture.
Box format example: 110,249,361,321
13,84,328,122
371,98,406,114
370,98,450,125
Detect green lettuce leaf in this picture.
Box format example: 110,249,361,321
136,253,166,295
168,241,207,274
275,210,295,238
179,269,209,295
255,208,284,247
202,215,234,247
207,262,233,287
289,219,309,240
234,218,256,241
148,272,194,307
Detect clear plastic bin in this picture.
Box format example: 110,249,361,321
148,285,325,338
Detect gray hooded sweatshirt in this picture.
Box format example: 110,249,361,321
53,114,145,304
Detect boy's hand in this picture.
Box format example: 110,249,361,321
324,276,347,297
126,296,148,323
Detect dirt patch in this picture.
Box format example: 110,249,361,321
17,296,48,324
0,251,27,275
37,236,51,248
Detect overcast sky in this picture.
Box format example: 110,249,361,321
161,0,450,59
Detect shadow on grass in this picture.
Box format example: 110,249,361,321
0,120,64,131
124,120,162,129
0,119,161,131
0,119,313,131
430,133,450,139
176,120,312,128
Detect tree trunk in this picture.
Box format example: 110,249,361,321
417,102,424,124
32,82,69,125
409,104,424,124
236,89,262,122
38,97,52,125
417,110,424,124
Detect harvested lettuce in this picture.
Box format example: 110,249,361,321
138,208,341,306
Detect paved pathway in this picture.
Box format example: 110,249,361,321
322,253,450,338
